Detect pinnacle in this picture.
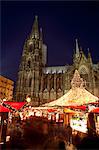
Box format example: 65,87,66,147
35,15,38,20
31,15,39,39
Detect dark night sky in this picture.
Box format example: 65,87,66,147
1,1,99,83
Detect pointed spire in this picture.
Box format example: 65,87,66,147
80,47,87,61
87,48,92,64
31,15,39,39
39,28,43,49
75,38,80,56
40,28,43,41
87,48,90,54
88,48,91,57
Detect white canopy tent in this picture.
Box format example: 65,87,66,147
43,70,98,107
44,87,98,107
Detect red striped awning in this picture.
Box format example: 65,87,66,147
65,105,86,111
47,109,57,112
0,105,11,112
91,108,99,113
4,102,26,110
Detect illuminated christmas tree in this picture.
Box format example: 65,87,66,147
71,70,84,88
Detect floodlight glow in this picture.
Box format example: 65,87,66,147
26,97,31,103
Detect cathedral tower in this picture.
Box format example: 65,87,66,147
15,16,99,104
15,16,47,104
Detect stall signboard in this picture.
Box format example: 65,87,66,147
70,114,87,133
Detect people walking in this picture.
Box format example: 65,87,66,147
66,123,72,143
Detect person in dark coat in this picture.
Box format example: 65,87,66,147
58,141,66,150
66,123,72,143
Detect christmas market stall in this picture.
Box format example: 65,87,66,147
43,70,99,134
0,105,11,144
90,107,99,134
0,101,26,145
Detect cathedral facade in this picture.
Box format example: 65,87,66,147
15,16,99,105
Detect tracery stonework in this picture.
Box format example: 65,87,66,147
15,16,99,105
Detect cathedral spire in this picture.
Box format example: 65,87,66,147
75,38,80,56
31,15,39,39
88,48,92,65
40,27,43,41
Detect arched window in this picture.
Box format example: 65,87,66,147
27,60,31,68
35,55,39,61
56,74,62,90
24,78,27,86
29,44,32,52
44,75,47,89
79,67,89,87
29,78,32,87
50,75,54,89
35,40,39,48
95,76,98,88
79,67,87,75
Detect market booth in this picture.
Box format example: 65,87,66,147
0,101,26,145
0,105,11,144
91,108,99,134
3,101,26,111
43,70,99,134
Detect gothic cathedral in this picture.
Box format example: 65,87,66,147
15,16,99,106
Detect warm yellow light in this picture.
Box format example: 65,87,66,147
26,97,31,103
3,98,7,101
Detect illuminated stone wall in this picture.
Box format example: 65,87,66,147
0,75,14,100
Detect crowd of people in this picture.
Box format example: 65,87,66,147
0,105,99,150
1,112,97,150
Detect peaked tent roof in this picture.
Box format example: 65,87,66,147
44,70,98,107
44,88,98,107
